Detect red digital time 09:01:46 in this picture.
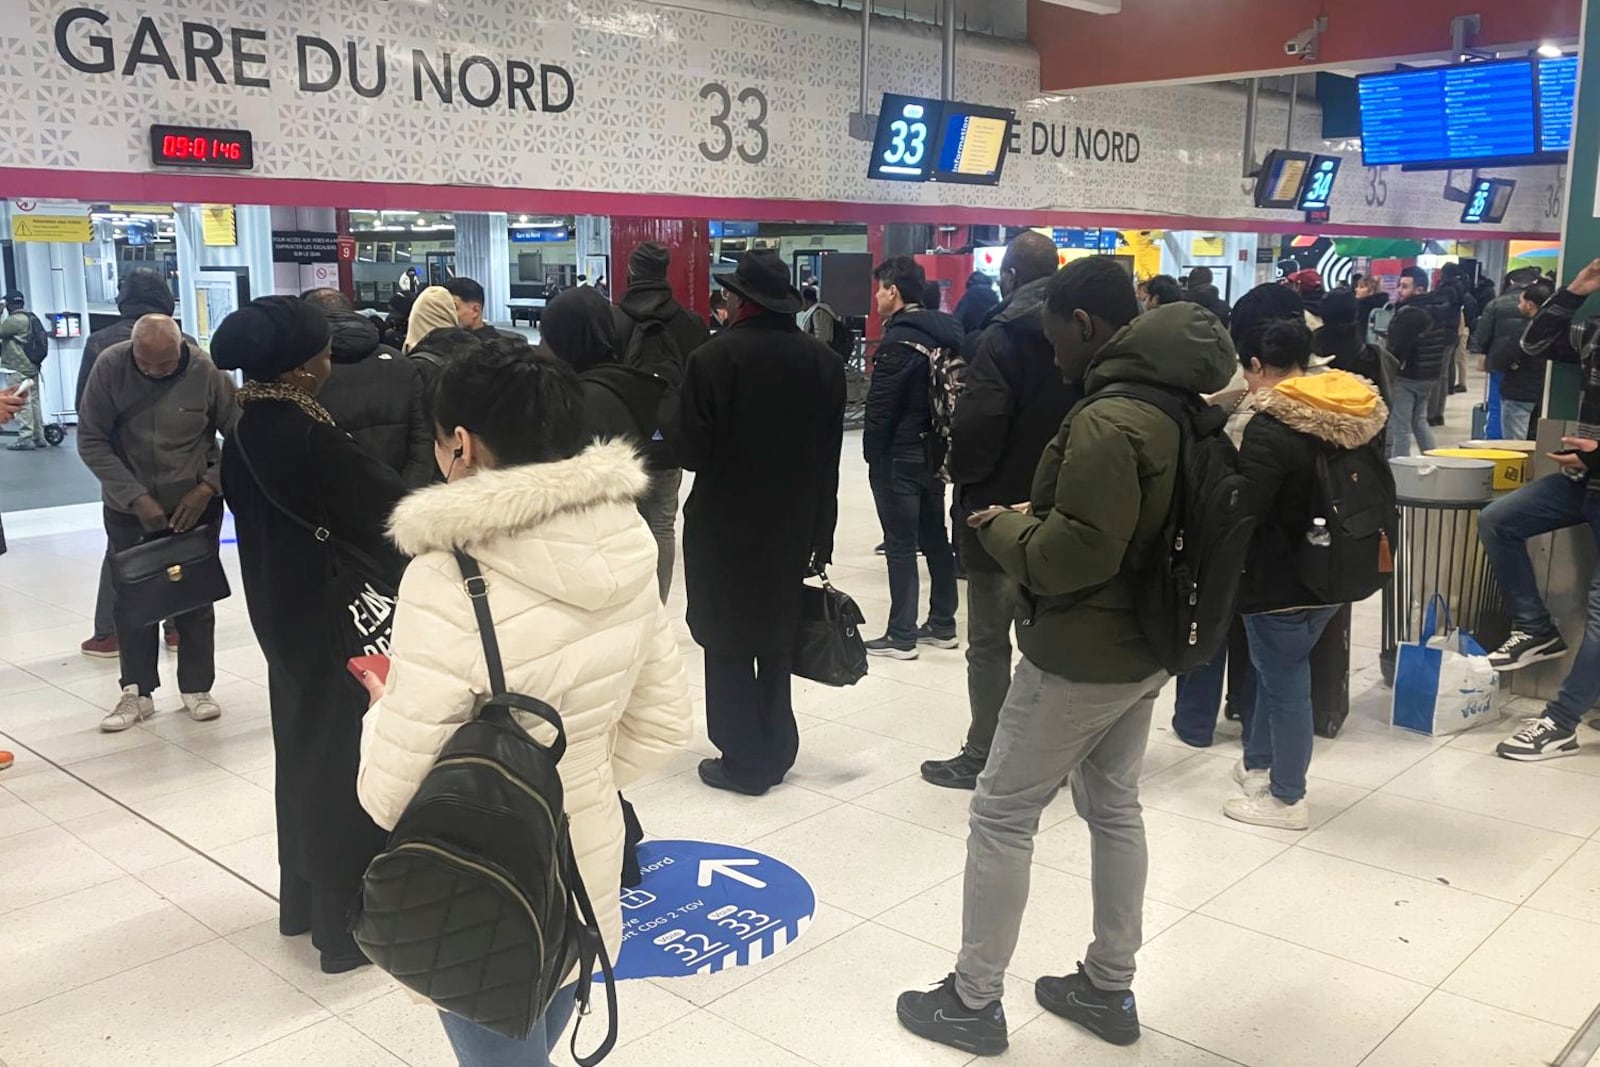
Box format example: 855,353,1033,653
160,134,244,161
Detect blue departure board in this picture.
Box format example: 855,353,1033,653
1359,59,1539,168
1538,55,1578,152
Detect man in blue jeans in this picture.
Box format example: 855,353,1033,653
862,256,965,659
1478,257,1600,760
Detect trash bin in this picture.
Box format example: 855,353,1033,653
1380,456,1510,685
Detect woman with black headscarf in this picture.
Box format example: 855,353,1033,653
542,286,668,452
211,296,409,974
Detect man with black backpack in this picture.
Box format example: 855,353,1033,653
612,243,709,601
864,256,965,659
1,290,46,451
897,258,1238,1056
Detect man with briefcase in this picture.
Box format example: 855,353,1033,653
78,315,239,732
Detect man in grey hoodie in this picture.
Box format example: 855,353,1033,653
78,315,239,733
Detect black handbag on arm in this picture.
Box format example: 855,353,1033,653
108,523,230,627
792,568,869,687
352,551,619,1064
232,431,400,660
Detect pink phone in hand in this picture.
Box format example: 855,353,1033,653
347,654,391,686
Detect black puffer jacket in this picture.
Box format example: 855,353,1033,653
1474,292,1541,403
1389,288,1463,382
948,277,1080,571
316,311,434,488
613,282,710,371
1236,372,1390,614
864,307,966,468
77,270,189,408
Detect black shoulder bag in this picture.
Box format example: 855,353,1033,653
354,551,619,1063
232,431,400,661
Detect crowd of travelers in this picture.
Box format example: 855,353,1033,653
5,232,1597,1066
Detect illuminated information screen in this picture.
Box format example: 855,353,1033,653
1359,60,1538,168
868,94,1014,185
1538,55,1578,152
934,109,1010,183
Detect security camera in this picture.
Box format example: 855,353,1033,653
1284,17,1327,60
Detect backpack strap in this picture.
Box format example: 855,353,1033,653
566,852,620,1066
450,549,568,762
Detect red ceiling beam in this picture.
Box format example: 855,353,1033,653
1029,0,1581,92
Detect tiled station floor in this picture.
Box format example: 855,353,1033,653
3,414,1599,1067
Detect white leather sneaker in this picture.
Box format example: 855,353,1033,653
181,692,222,722
1231,757,1269,795
101,686,154,733
1223,790,1309,831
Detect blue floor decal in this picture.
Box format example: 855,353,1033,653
613,839,815,982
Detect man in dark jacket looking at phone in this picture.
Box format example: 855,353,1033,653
922,231,1071,790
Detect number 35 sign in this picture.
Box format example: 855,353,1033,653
612,839,815,981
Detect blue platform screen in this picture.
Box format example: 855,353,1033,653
1538,55,1578,153
1359,60,1539,168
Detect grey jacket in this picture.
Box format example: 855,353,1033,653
77,341,240,514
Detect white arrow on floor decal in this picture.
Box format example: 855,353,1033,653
697,857,767,889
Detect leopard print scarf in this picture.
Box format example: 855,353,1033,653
236,381,336,427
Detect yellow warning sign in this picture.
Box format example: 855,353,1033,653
202,205,236,247
12,214,92,243
1189,235,1226,258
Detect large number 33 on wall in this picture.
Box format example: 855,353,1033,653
699,83,770,164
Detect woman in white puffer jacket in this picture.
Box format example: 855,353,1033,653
356,343,691,1066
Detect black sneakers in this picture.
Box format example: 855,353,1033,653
921,748,986,790
917,623,960,650
1488,630,1569,672
1496,717,1580,761
1035,964,1140,1046
896,974,1008,1057
866,635,918,660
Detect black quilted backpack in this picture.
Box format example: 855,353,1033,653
352,550,618,1063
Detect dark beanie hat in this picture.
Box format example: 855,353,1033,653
1230,283,1305,359
211,296,332,383
1319,289,1360,327
628,242,671,284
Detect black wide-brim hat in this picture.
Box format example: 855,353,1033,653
715,249,804,315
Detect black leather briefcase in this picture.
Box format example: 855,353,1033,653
109,523,230,627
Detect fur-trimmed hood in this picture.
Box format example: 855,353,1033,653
1252,369,1388,450
387,440,655,613
389,439,649,554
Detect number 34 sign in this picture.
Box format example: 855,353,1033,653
612,839,815,981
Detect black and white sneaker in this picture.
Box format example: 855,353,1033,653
866,635,918,660
896,974,1008,1056
1035,963,1140,1047
1497,716,1580,761
1488,630,1569,672
916,623,960,650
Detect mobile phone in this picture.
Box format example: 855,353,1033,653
10,379,29,399
1553,448,1581,456
347,654,391,686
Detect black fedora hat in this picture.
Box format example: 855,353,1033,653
715,249,803,315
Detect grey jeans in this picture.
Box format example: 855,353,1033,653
637,468,682,603
955,657,1165,1005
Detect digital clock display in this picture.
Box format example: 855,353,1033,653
149,125,255,170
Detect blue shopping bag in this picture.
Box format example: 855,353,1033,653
1392,595,1499,737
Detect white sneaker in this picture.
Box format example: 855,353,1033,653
101,685,154,733
181,692,222,722
1223,790,1309,830
1231,757,1269,795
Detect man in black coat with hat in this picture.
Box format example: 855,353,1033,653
676,250,846,796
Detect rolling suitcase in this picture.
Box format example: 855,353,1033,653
1310,603,1353,738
